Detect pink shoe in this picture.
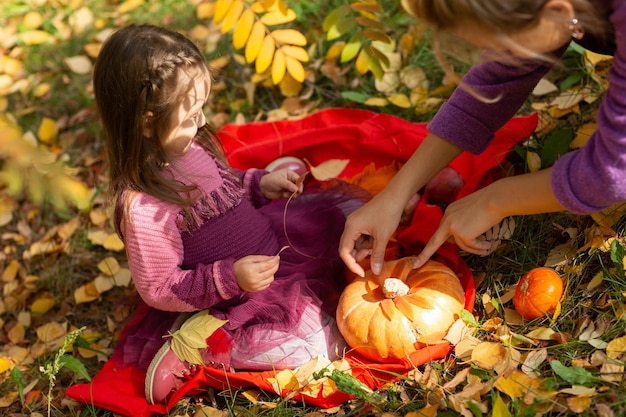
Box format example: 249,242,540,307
145,339,199,405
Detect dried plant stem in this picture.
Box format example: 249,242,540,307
282,176,316,259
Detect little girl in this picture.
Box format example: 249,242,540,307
340,0,624,277
93,24,364,405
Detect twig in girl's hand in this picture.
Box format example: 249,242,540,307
282,172,316,259
277,245,290,255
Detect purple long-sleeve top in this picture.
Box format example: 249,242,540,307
428,0,624,214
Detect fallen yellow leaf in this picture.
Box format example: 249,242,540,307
471,341,506,370
30,297,56,314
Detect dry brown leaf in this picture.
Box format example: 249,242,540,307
35,321,67,344
87,229,109,245
94,276,115,294
532,78,558,96
566,395,592,413
521,348,547,378
8,322,25,344
471,342,506,370
304,158,349,181
113,268,132,287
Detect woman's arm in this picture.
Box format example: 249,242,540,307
414,168,565,267
339,132,462,276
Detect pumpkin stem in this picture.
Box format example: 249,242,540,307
382,278,409,299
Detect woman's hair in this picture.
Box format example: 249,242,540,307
404,0,606,99
93,24,226,209
405,0,601,35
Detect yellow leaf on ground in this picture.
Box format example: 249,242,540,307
364,97,388,107
22,11,44,29
405,404,438,417
495,369,533,399
196,2,215,20
102,233,124,252
2,259,19,282
606,335,626,359
31,297,56,314
64,55,92,75
98,257,120,276
526,151,541,173
0,357,13,374
19,30,52,45
38,117,58,144
471,341,506,370
492,392,513,417
304,158,349,181
388,93,411,108
571,122,597,149
87,229,109,245
75,282,100,304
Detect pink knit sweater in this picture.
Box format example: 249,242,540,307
120,141,277,312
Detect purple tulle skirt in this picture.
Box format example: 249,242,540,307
114,179,369,371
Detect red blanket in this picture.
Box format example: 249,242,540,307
66,108,537,416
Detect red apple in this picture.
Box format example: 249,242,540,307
265,156,308,175
424,167,464,207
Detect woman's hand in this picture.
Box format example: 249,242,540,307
413,169,565,268
339,195,405,277
260,168,304,200
413,186,502,268
234,255,280,292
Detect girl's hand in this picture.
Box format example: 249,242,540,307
260,168,304,200
234,255,280,292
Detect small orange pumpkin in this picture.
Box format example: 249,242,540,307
337,257,465,362
513,267,563,320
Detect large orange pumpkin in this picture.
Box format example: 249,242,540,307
336,257,465,362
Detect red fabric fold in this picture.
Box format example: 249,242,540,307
66,108,537,416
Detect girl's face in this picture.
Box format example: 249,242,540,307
160,67,211,159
